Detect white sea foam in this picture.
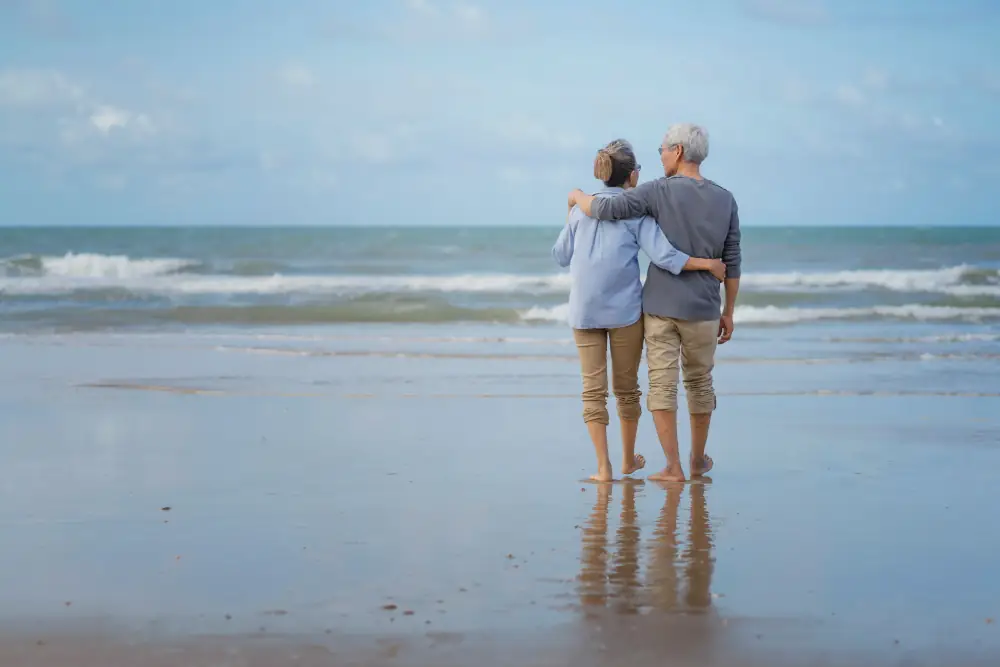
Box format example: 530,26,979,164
734,305,1000,324
828,333,1000,344
520,303,571,323
744,265,1000,296
0,271,573,296
3,258,998,296
0,253,1000,297
39,253,198,279
519,303,1000,325
913,333,1000,343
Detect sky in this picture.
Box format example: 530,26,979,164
1,0,999,227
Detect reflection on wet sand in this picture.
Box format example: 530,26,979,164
578,481,715,616
683,482,714,611
610,482,642,614
579,483,612,610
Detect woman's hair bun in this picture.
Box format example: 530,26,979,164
594,149,614,181
592,139,637,188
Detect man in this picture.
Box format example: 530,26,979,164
567,123,741,482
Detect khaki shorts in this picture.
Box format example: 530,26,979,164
644,313,718,414
572,318,644,424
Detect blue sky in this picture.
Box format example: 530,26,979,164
1,0,998,226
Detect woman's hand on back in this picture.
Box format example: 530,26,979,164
707,259,727,282
681,257,727,281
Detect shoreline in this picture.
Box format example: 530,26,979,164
1,328,998,666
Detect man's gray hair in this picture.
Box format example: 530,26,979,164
662,123,709,165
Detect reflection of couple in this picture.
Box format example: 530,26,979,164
553,124,742,483
578,481,714,615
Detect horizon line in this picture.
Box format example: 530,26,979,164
1,223,998,230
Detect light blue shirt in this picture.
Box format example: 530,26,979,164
552,187,691,330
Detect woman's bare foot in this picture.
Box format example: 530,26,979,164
648,464,686,483
621,454,646,476
590,466,614,483
691,455,714,477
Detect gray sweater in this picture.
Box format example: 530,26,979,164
590,175,741,322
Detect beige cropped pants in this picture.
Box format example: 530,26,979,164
572,318,644,425
644,314,718,415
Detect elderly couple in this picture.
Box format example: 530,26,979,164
553,123,741,483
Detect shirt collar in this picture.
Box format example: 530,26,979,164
596,186,625,195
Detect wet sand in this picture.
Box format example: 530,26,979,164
1,326,999,666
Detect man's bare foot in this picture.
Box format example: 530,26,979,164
648,465,686,483
589,466,614,483
691,455,714,477
621,454,646,476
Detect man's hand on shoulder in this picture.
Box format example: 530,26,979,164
567,188,585,212
564,205,580,225
568,188,596,216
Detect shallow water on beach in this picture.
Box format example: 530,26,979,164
1,323,999,665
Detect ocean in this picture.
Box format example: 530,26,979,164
1,226,999,334
3,226,1000,664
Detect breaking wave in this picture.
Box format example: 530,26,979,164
519,303,1000,325
743,265,1000,297
1,253,200,279
2,253,998,329
2,256,998,297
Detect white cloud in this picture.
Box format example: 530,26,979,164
0,68,157,143
899,112,920,131
498,165,574,186
744,0,830,26
834,84,866,107
454,3,486,28
491,116,583,152
894,114,947,134
497,166,528,183
981,72,1000,95
280,64,315,88
0,68,83,107
302,170,340,192
89,105,131,133
95,172,128,190
780,78,811,105
396,0,488,37
0,0,73,37
345,124,419,165
901,112,948,134
355,133,395,164
862,67,889,91
404,0,439,15
88,105,155,136
258,151,278,172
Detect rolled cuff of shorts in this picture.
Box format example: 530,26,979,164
687,394,717,415
646,391,678,413
684,371,716,414
616,398,641,422
582,404,610,425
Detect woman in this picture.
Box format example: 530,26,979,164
552,139,726,482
